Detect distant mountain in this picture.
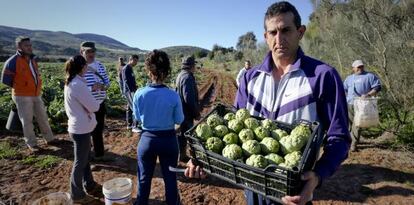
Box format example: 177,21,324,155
0,25,145,62
74,33,130,50
160,46,209,58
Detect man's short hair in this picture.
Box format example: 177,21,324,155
130,54,139,60
245,60,251,64
15,36,30,47
80,41,96,51
264,1,302,30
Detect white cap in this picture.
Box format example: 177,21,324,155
352,60,364,68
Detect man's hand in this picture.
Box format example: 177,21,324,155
281,171,320,205
92,83,106,91
184,159,206,179
194,115,201,121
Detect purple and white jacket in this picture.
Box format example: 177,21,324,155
235,48,351,181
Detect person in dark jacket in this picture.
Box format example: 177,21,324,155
175,56,200,161
119,55,139,129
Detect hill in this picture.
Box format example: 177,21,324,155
160,46,209,58
0,25,145,62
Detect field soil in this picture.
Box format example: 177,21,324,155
1,69,413,205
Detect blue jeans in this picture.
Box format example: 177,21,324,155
70,133,96,200
135,131,180,205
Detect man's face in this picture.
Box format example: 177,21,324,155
18,40,33,55
81,49,96,62
190,65,196,73
264,12,305,61
131,58,138,67
245,62,251,69
353,65,364,73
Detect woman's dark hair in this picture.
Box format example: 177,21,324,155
65,55,87,85
144,49,171,82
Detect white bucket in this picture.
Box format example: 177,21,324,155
102,177,133,205
32,192,72,205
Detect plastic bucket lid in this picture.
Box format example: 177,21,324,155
32,192,72,205
102,177,132,199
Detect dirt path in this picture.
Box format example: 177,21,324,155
1,70,413,205
197,68,237,114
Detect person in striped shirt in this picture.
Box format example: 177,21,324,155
80,41,110,160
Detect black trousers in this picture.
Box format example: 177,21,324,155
91,102,106,157
178,119,193,156
126,104,133,127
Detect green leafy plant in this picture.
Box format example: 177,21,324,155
0,142,19,159
21,155,62,169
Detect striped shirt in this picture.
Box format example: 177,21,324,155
235,48,351,181
84,60,110,103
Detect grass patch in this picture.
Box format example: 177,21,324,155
404,181,414,188
361,127,383,138
21,155,62,169
0,141,19,159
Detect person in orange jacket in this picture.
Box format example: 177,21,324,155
1,36,55,152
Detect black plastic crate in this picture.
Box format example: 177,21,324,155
184,104,323,203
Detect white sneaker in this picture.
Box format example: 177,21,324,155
132,127,142,133
27,144,40,152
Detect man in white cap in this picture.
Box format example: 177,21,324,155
344,59,381,151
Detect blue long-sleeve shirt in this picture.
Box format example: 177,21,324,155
343,71,381,105
133,84,184,131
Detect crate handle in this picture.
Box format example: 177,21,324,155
264,164,280,172
292,119,313,127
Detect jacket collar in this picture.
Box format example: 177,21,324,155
16,50,36,60
148,83,168,88
258,47,305,75
181,69,194,75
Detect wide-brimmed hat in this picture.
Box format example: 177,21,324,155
181,56,197,68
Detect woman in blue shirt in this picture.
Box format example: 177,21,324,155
133,50,184,205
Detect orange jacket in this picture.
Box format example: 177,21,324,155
1,51,42,96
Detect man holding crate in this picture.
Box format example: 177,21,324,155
186,1,351,205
